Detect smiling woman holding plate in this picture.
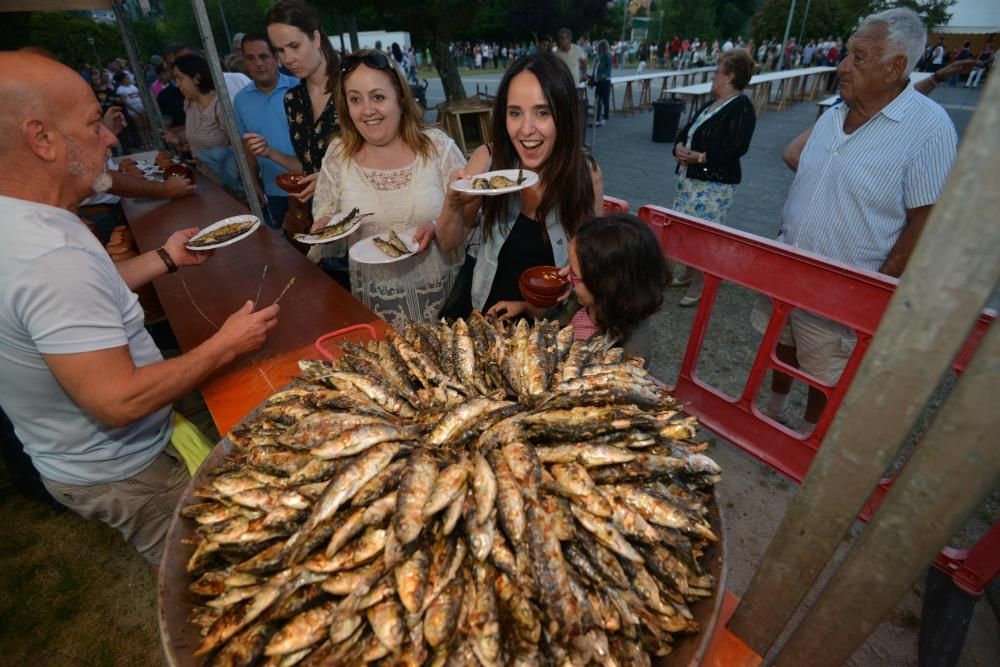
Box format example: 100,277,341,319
436,53,604,321
310,50,466,327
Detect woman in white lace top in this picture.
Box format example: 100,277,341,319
311,50,465,326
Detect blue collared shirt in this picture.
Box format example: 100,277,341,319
233,73,299,197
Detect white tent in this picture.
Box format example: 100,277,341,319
934,0,1000,35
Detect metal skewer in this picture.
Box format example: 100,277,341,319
252,264,268,311
272,277,296,306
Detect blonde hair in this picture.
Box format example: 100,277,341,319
335,49,432,161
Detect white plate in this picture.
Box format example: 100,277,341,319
185,215,260,251
349,229,420,265
450,169,539,196
294,209,371,245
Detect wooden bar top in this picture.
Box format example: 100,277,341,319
121,178,386,434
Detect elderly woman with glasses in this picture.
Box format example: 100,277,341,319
670,48,757,306
309,50,466,326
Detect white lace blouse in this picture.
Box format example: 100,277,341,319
311,128,466,327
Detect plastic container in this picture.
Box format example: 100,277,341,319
652,98,686,143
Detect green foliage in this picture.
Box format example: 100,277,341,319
752,0,869,43
869,0,956,27
1,11,122,69
751,0,956,44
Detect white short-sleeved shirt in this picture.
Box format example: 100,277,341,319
0,196,172,485
555,44,587,81
779,85,956,273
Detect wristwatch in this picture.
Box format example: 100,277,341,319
156,247,178,273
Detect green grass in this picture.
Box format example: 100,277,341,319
0,490,162,666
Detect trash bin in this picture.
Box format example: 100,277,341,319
651,98,685,143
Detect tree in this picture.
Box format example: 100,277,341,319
752,0,869,43
4,11,122,69
752,0,956,44
869,0,956,28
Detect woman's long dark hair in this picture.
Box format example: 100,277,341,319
482,53,595,242
265,0,339,95
575,214,670,341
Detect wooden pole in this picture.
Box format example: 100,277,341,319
774,319,1000,666
110,0,166,149
728,70,1000,655
189,0,265,224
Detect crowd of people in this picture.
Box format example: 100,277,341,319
0,1,972,572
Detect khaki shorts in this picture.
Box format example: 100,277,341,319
750,296,857,386
41,443,190,565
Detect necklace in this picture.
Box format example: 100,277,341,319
709,91,739,112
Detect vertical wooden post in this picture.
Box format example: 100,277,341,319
774,319,1000,666
728,71,1000,656
190,0,265,224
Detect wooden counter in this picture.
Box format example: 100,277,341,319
121,178,387,434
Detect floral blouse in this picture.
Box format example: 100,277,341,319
283,81,339,174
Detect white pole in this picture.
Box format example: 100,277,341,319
777,0,798,71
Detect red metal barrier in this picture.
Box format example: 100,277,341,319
638,204,996,593
603,196,630,214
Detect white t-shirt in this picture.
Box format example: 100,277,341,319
0,196,172,485
223,71,252,105
115,84,144,116
555,43,587,81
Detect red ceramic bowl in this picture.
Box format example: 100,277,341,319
519,265,569,296
275,172,307,194
164,163,196,183
519,282,563,309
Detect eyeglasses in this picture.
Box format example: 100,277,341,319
341,52,391,74
568,266,583,287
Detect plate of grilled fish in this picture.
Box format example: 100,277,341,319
350,228,419,264
294,207,372,245
185,214,260,250
160,313,725,667
450,168,538,195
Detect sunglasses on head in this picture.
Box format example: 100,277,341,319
341,52,391,74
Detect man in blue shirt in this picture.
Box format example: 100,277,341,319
234,33,299,228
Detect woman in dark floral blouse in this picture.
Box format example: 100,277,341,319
265,0,341,205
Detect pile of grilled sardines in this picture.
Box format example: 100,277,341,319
181,312,721,666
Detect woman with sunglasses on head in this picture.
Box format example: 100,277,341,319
309,50,466,327
435,53,604,321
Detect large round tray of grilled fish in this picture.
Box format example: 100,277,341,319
159,312,727,666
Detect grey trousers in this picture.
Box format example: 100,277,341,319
42,443,190,565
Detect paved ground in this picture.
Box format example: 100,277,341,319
426,69,1000,666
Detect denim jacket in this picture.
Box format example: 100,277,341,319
470,196,569,311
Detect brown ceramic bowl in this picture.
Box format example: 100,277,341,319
164,163,196,184
519,283,563,309
275,172,307,194
519,265,569,296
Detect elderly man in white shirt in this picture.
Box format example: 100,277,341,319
754,7,957,429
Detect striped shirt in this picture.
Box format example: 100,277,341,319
779,84,956,273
